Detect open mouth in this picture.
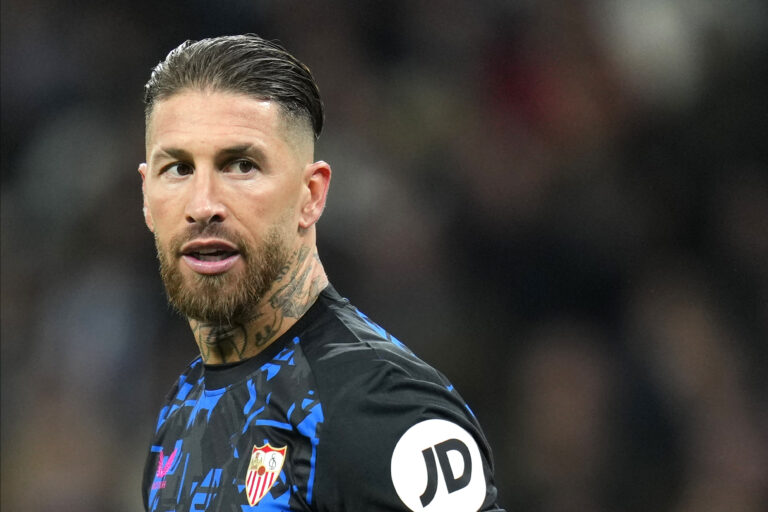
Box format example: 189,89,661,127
187,247,238,262
180,240,241,275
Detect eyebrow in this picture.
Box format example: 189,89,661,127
151,144,268,167
152,147,191,163
215,144,269,167
218,144,257,157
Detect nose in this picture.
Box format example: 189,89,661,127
184,169,227,225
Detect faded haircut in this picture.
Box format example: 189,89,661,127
143,34,324,139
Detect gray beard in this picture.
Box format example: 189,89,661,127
156,224,289,325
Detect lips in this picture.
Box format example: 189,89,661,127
180,239,241,275
187,247,236,261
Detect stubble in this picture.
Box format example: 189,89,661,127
155,223,289,325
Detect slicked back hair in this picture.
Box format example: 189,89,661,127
144,34,324,139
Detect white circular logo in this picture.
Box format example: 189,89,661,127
390,419,485,511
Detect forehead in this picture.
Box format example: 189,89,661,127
147,90,289,148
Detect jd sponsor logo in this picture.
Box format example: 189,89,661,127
390,419,484,511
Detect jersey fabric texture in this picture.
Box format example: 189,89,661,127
143,285,504,511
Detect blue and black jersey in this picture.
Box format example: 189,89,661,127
143,285,504,511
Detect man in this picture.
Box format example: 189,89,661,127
139,34,504,511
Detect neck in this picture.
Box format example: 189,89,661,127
188,244,328,364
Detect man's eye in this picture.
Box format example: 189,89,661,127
224,160,258,174
164,163,194,177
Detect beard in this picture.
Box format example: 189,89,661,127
155,223,289,325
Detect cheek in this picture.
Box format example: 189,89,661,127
236,203,295,244
233,187,287,225
146,192,180,229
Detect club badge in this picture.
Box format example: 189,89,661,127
246,443,287,505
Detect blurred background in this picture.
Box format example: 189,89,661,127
2,1,767,510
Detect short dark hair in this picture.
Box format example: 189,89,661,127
144,34,324,139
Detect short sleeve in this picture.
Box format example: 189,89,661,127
312,360,504,512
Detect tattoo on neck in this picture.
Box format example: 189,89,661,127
190,245,327,364
270,247,324,318
190,322,246,363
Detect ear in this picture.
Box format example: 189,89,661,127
138,163,155,233
298,160,332,230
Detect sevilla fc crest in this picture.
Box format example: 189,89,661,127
246,443,287,505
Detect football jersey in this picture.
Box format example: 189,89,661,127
143,285,504,511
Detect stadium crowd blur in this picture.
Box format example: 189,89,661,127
2,1,767,510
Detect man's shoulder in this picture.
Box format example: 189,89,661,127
303,290,504,511
162,356,205,400
303,286,474,437
304,285,430,371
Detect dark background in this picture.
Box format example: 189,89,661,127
2,1,767,510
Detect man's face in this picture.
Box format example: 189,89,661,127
140,90,314,324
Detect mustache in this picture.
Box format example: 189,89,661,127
169,223,249,257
